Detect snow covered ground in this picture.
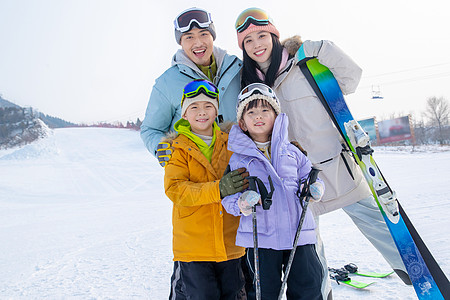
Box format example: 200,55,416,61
0,127,448,299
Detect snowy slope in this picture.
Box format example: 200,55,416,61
0,128,449,299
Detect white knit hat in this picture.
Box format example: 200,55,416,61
181,93,219,117
236,93,281,121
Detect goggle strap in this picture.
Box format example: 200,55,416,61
236,17,269,32
175,9,212,33
239,87,275,101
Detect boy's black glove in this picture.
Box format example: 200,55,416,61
219,166,249,198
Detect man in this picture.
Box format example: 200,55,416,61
141,7,242,162
140,8,244,299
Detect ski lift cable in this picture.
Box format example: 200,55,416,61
362,62,450,79
359,72,450,89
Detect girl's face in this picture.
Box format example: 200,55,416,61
239,99,276,143
243,30,273,64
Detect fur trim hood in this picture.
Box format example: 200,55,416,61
161,121,235,144
281,35,303,57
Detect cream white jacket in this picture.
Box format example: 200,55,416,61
274,37,371,215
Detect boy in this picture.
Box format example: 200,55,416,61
164,79,248,299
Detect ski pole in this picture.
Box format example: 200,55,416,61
252,205,261,300
246,176,261,300
278,167,321,300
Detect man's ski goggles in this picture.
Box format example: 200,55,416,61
174,8,212,33
238,83,276,103
182,79,219,104
235,8,272,33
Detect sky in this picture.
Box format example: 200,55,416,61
1,0,449,124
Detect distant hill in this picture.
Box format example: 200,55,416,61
37,112,77,128
0,106,51,149
0,96,20,109
0,94,77,148
0,94,76,128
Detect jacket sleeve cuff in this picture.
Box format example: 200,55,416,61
221,193,242,217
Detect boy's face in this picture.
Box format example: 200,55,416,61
239,100,276,143
182,100,217,136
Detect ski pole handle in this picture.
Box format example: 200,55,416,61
308,167,321,186
246,176,258,192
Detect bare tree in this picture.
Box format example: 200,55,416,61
423,96,450,144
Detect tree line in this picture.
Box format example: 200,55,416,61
411,96,449,145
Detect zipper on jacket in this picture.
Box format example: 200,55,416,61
215,56,239,87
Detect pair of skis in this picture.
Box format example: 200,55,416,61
296,47,449,300
329,263,394,289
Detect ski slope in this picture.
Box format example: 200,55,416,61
0,127,449,299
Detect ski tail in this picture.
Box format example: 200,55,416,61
375,159,450,295
398,202,450,296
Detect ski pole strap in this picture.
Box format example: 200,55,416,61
340,151,354,180
297,167,321,204
245,175,275,210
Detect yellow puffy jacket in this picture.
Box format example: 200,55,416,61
164,126,245,262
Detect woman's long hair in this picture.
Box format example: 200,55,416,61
241,33,284,88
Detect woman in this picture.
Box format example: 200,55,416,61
234,7,408,300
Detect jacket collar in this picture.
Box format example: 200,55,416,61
273,35,304,89
172,127,228,178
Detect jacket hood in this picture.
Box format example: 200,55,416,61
281,35,303,57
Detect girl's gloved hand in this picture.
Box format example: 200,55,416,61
309,181,325,201
238,190,260,216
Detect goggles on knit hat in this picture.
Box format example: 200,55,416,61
236,83,281,121
235,8,279,49
181,79,219,116
235,8,273,32
174,8,216,44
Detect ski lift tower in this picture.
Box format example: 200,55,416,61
371,85,384,99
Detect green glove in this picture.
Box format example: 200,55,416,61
156,142,172,168
219,167,249,198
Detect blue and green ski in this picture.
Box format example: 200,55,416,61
296,46,449,300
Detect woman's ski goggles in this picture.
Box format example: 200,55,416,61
182,79,219,104
174,8,212,33
238,83,276,103
235,8,272,33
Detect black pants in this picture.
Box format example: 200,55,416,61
172,258,245,300
246,245,323,300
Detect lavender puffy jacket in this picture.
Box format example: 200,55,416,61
222,113,322,250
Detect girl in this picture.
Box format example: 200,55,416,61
234,7,409,299
222,83,325,299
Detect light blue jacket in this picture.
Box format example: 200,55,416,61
222,114,321,250
140,46,242,156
